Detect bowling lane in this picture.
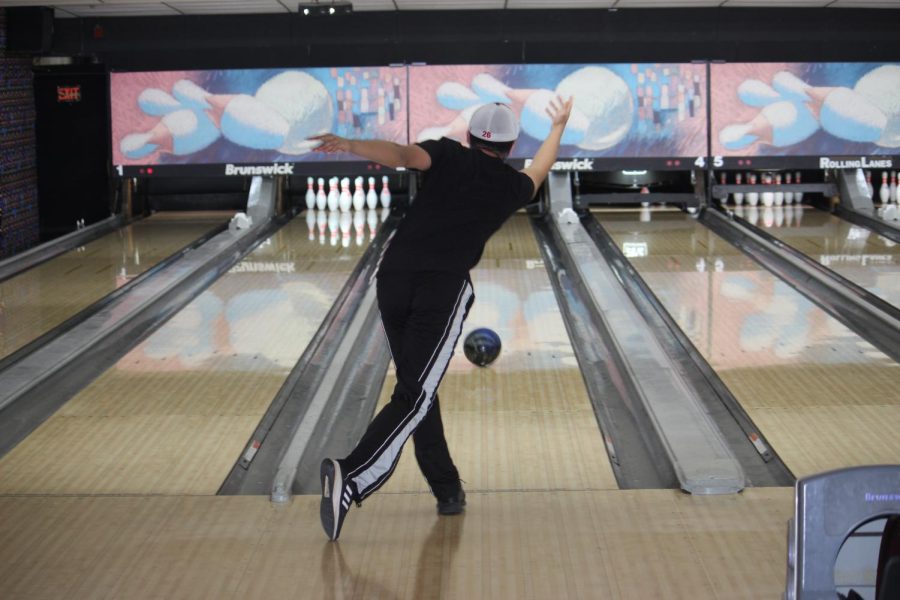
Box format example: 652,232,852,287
599,208,900,479
379,214,619,496
0,210,376,495
740,205,900,307
0,212,229,362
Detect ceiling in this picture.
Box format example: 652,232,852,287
1,0,898,18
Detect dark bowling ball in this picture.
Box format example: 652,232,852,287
463,328,501,367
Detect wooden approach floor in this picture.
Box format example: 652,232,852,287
0,488,793,600
0,213,795,598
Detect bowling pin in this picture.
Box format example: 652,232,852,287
436,81,482,111
747,173,759,206
719,172,729,205
719,100,819,151
734,173,744,205
328,210,339,246
352,176,366,210
121,108,220,159
747,205,760,226
774,173,784,206
316,177,327,210
306,209,316,240
366,176,378,209
865,171,874,199
339,177,352,212
340,211,352,248
367,208,378,239
736,79,781,107
316,209,327,244
327,177,339,211
794,172,804,204
880,172,891,204
762,173,774,208
891,171,898,203
353,210,366,246
305,177,316,210
137,88,182,116
380,175,391,208
785,172,794,204
772,71,887,144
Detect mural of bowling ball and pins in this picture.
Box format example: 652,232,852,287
408,63,708,160
712,63,900,156
111,66,407,165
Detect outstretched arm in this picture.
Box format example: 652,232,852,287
520,96,573,199
310,135,432,171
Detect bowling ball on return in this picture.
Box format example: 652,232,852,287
463,328,502,367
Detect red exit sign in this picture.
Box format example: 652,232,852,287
57,85,81,103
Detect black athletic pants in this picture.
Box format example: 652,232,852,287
341,270,474,502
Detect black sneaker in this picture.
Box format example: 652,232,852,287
320,458,353,541
437,487,466,515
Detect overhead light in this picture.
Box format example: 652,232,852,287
298,2,353,16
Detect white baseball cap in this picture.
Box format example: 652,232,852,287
468,103,519,143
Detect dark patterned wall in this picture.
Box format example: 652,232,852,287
0,8,40,259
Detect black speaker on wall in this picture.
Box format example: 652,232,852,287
6,7,53,54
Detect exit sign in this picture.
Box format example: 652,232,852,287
57,85,81,103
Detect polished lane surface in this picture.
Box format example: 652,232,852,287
0,212,229,362
0,210,377,495
599,208,899,479
737,204,900,307
377,214,619,500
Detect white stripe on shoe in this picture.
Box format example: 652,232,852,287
350,281,473,497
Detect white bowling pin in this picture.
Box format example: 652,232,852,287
305,177,316,210
762,173,774,207
736,79,782,107
719,173,729,204
327,177,339,211
891,171,898,203
436,81,482,110
316,210,327,245
794,172,804,204
137,88,182,116
785,172,794,204
719,100,819,151
367,208,378,239
774,174,784,206
865,171,874,199
880,172,891,204
353,210,366,246
366,176,378,209
352,176,366,210
747,205,760,226
306,209,316,240
380,175,391,208
328,210,339,246
316,177,327,210
121,108,220,159
747,173,759,206
339,177,352,212
734,172,744,205
340,212,352,248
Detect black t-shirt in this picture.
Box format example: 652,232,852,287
377,137,535,276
